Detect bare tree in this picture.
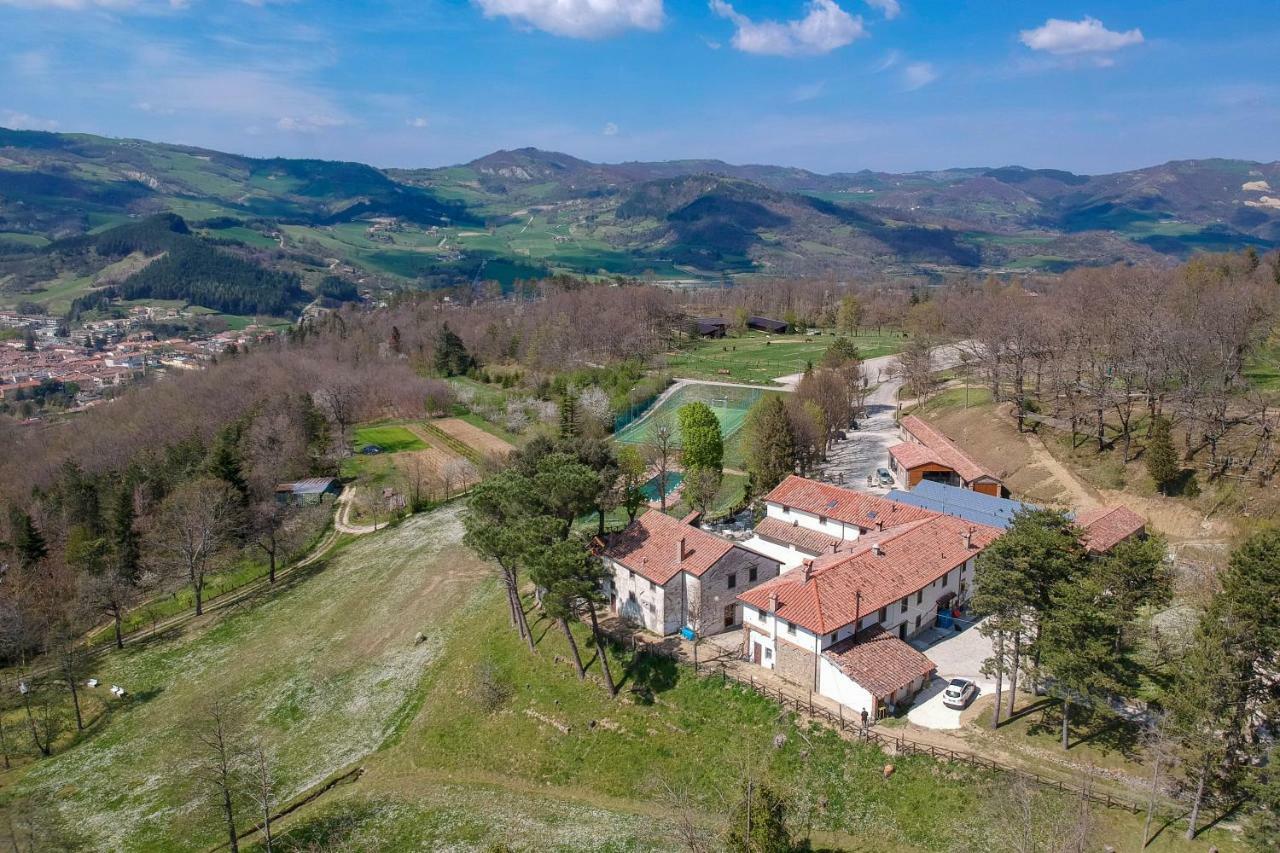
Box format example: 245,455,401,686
644,418,677,512
247,738,278,853
195,697,245,853
313,382,363,460
146,478,243,616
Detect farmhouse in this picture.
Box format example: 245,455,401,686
599,510,782,637
274,477,342,505
887,415,1006,496
737,503,1001,719
741,475,936,569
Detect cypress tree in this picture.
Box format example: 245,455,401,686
9,509,47,568
1145,416,1179,495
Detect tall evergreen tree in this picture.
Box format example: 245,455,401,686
8,509,47,569
743,395,795,494
432,322,475,377
1145,416,1179,495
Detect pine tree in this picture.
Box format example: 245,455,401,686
433,323,475,377
559,391,579,440
1145,416,1179,495
743,395,795,494
9,509,47,568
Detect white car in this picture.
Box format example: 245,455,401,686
942,678,977,709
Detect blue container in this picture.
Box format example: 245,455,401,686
936,612,954,630
680,626,696,641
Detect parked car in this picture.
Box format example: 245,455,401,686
876,467,894,487
942,678,977,709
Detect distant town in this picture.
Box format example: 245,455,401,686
0,306,277,418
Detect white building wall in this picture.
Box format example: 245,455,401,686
817,656,875,716
739,535,808,572
764,502,861,542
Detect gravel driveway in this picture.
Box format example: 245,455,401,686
906,619,997,730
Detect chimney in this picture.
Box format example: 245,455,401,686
827,542,838,554
871,542,884,557
963,527,975,549
874,519,885,532
768,591,779,614
677,536,686,563
802,559,814,581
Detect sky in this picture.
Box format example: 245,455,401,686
1,0,1277,174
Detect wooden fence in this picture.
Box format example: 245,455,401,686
610,629,1146,815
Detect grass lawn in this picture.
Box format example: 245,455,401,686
7,509,488,851
664,331,905,385
352,423,427,454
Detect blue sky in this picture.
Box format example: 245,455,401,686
2,0,1277,173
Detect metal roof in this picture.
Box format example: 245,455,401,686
290,477,340,495
886,480,1028,530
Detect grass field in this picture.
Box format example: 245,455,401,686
7,509,488,851
353,423,427,454
664,331,905,385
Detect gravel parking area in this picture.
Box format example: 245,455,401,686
906,619,996,730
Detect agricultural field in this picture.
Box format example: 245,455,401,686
664,330,905,385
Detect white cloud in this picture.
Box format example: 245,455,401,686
864,0,898,19
1019,16,1143,55
901,61,936,90
602,121,619,136
474,0,663,39
2,110,59,130
276,114,346,133
790,80,826,102
406,116,429,128
709,0,864,57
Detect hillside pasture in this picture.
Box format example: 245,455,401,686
665,330,904,385
9,508,488,852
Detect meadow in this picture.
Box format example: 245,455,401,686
664,330,905,385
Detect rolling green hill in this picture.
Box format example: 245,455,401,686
2,128,1277,297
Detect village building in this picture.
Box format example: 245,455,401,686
741,475,937,569
746,316,788,334
1076,504,1147,554
886,480,1028,530
887,415,1006,496
736,497,1002,719
599,510,782,637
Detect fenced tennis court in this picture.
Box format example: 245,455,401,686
614,382,771,452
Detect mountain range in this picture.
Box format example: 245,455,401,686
2,128,1278,315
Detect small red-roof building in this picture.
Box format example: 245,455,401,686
888,415,1006,497
599,510,782,637
1076,505,1146,554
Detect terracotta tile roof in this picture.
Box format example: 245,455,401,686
763,475,937,532
753,516,843,555
889,442,943,470
1077,505,1146,554
823,625,936,698
738,514,1001,635
603,510,734,586
898,415,1000,486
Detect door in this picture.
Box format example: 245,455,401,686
752,642,762,665
898,622,907,640
610,593,617,613
723,603,736,629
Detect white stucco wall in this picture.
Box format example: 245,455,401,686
604,558,667,635
818,656,875,716
739,535,808,571
764,502,862,542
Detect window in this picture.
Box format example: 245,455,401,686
818,515,827,525
900,597,908,614
878,607,886,622
758,608,767,622
786,621,796,635
916,590,923,605
765,648,773,660
915,615,921,630
628,591,637,604
782,505,790,514
727,573,737,589
649,580,656,591
628,569,634,579
749,566,758,582
829,632,838,643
